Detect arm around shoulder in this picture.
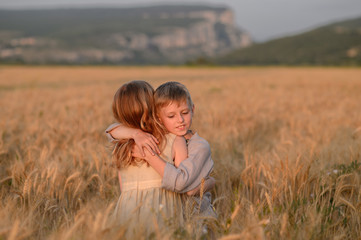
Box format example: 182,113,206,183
162,139,213,193
105,123,160,155
105,123,121,142
173,136,188,168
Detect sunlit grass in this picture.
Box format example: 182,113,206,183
1,66,361,239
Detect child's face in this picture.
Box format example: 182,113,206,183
158,101,193,136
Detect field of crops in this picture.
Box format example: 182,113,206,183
1,66,361,239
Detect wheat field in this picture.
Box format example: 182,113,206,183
0,66,361,239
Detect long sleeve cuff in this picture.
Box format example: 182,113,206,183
105,123,120,143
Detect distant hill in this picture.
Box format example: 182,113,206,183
213,16,361,66
0,5,252,64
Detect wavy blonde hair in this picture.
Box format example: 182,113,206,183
112,80,165,169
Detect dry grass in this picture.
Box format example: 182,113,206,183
1,66,361,239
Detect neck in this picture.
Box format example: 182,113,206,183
184,130,194,140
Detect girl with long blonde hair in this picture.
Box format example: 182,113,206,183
110,80,183,237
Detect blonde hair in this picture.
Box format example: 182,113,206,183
154,81,193,113
112,80,164,169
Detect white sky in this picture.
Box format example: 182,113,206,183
1,0,361,42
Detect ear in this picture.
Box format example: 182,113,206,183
191,104,195,114
156,113,163,123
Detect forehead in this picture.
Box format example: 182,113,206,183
160,101,190,112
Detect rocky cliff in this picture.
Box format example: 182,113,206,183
0,5,252,64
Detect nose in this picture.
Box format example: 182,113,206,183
177,114,184,123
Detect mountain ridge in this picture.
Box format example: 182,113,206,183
0,5,252,64
212,16,361,66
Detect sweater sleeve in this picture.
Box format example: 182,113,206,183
105,123,120,143
162,139,213,193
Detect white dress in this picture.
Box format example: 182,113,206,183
113,133,183,237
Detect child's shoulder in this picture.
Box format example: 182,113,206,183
173,135,187,147
166,133,186,148
189,133,210,150
192,132,208,143
165,132,178,142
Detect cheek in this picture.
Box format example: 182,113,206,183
185,115,192,123
162,118,173,127
159,115,167,124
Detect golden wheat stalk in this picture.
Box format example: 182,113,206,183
198,177,205,214
7,220,20,240
64,172,81,191
22,169,38,199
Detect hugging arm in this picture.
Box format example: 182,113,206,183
132,145,214,195
173,136,188,168
107,124,214,194
106,123,160,156
162,139,214,193
131,134,214,194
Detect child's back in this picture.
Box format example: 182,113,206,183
114,133,183,237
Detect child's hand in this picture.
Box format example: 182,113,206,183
131,146,166,177
132,129,160,157
131,144,157,160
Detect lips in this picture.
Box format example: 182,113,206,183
175,125,188,133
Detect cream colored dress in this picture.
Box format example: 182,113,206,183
113,133,183,237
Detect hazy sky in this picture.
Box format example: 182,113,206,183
1,0,361,42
